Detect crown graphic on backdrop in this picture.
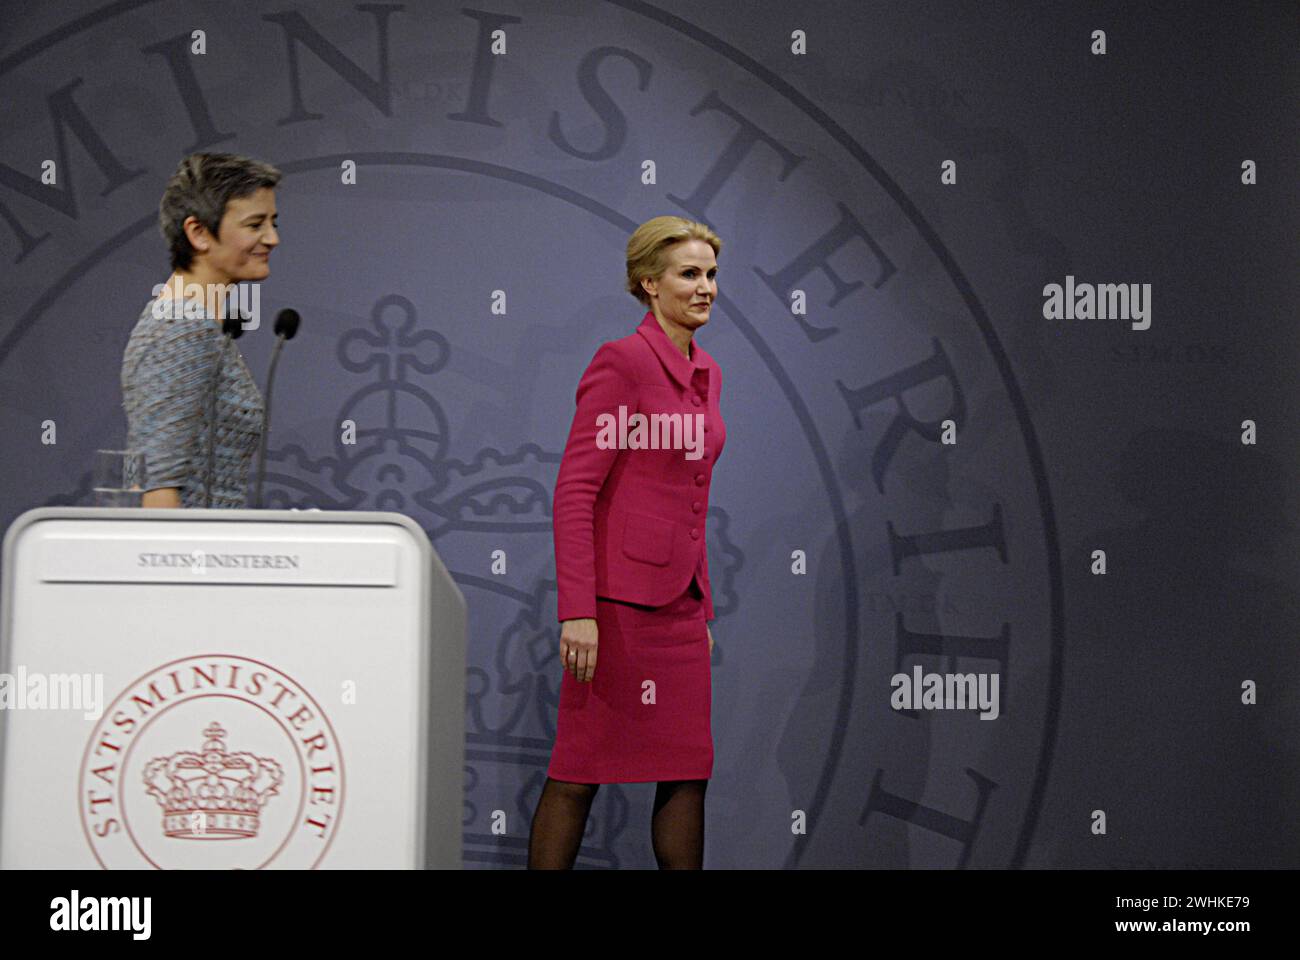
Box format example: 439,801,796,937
258,293,563,536
142,722,284,840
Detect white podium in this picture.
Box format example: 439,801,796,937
0,507,466,869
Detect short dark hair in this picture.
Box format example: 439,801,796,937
159,153,282,270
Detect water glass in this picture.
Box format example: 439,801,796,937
93,449,145,507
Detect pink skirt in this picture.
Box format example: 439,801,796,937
546,580,712,784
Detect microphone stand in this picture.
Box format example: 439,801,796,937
253,336,286,508
253,309,300,508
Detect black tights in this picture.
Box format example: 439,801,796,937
527,776,707,869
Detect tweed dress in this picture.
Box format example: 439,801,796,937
120,297,264,508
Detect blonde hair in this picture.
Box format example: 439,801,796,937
626,216,723,306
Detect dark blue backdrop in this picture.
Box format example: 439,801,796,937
1,0,1296,868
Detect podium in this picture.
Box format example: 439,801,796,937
0,507,466,869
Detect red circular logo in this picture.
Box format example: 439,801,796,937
79,655,344,869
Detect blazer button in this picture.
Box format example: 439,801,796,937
694,473,705,486
692,501,702,513
690,529,700,540
692,395,701,406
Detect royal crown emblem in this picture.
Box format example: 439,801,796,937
142,723,284,840
260,294,563,534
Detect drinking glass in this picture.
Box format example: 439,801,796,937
92,449,145,507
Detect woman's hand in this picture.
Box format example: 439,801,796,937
707,624,714,656
559,618,598,683
141,487,182,508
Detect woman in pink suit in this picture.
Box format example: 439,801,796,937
528,216,726,869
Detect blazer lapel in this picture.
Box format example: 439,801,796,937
636,310,711,389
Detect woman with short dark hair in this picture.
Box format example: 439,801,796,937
121,152,281,508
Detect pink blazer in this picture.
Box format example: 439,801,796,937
553,311,726,622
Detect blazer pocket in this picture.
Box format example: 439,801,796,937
621,510,675,567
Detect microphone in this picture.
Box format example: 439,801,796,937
203,315,243,507
252,308,301,508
